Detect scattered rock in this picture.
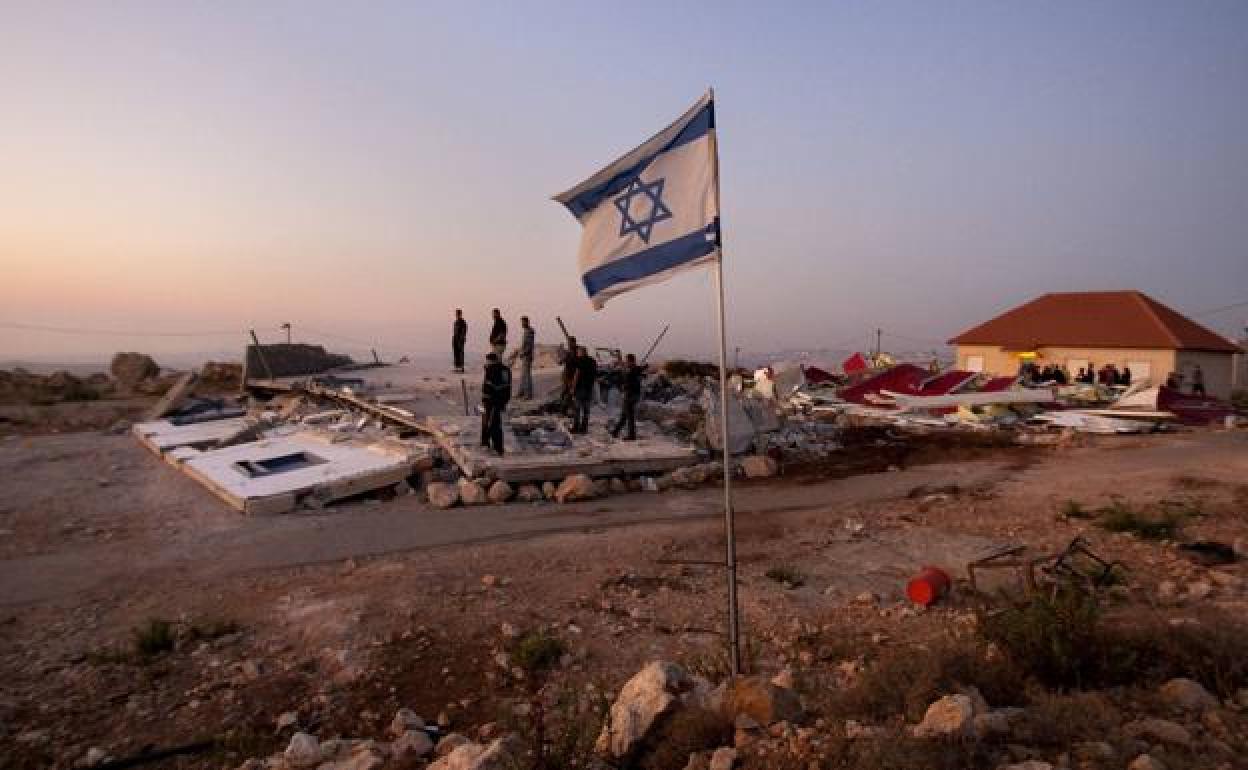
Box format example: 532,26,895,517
515,484,542,502
393,730,434,758
1185,580,1213,601
428,734,522,770
81,747,107,767
709,746,738,770
1123,718,1192,747
1159,677,1218,711
275,711,299,731
390,708,425,737
458,478,489,506
912,694,974,738
284,732,321,768
1000,763,1052,770
426,482,460,509
555,474,598,504
487,480,514,504
972,710,1011,737
740,455,778,479
595,660,691,759
435,733,471,756
1127,755,1167,770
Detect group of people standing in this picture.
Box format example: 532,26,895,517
454,309,645,456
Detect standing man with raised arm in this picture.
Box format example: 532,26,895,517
451,309,467,373
489,308,508,358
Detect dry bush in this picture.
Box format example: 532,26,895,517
1009,690,1121,746
816,634,1026,723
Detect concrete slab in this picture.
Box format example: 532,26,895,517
133,416,255,455
180,431,422,515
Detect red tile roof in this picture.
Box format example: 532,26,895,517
948,291,1241,353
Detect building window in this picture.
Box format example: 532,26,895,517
965,355,984,372
1125,361,1151,384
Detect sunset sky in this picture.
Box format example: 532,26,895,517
3,1,1247,364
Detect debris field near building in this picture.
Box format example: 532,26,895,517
125,339,1245,516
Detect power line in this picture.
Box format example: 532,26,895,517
0,321,241,337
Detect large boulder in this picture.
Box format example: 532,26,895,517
718,677,802,726
426,482,460,509
596,661,692,759
1159,678,1218,711
740,455,778,479
109,352,159,388
1123,718,1192,747
458,478,488,506
283,732,321,768
428,734,522,770
487,480,514,504
912,694,974,738
555,474,598,504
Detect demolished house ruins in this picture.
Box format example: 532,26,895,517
122,299,1245,517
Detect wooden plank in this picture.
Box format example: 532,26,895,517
146,372,198,420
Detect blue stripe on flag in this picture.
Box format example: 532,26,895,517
563,103,715,219
582,219,720,298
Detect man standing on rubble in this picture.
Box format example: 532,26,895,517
570,345,597,434
611,353,645,441
517,316,535,400
480,352,511,455
489,308,508,358
560,336,579,414
451,309,467,373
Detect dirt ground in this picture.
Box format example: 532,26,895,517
1,414,1246,769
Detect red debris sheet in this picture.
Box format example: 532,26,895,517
842,352,869,377
836,364,929,405
917,370,976,396
1156,386,1237,425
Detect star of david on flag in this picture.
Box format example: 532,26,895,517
553,91,720,309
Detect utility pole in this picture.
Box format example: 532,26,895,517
875,328,882,358
280,322,291,344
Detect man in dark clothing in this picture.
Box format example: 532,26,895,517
480,353,511,455
1192,364,1206,396
451,309,467,373
611,354,645,441
570,346,597,434
560,336,579,414
489,308,507,358
1121,366,1132,386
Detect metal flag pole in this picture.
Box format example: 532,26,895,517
707,87,741,676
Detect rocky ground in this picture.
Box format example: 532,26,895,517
1,410,1246,769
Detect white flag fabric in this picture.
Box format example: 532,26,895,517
553,92,720,309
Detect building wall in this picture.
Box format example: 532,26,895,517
955,344,1177,386
1174,350,1236,400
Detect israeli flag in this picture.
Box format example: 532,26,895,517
554,92,720,309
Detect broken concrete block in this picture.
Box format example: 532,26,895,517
555,474,598,503
426,482,460,509
541,481,557,500
487,480,514,504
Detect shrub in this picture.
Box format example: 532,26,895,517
979,589,1102,689
1095,500,1184,540
132,618,176,658
511,630,566,676
764,565,806,588
1058,500,1094,520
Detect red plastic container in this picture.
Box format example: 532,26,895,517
906,566,951,606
